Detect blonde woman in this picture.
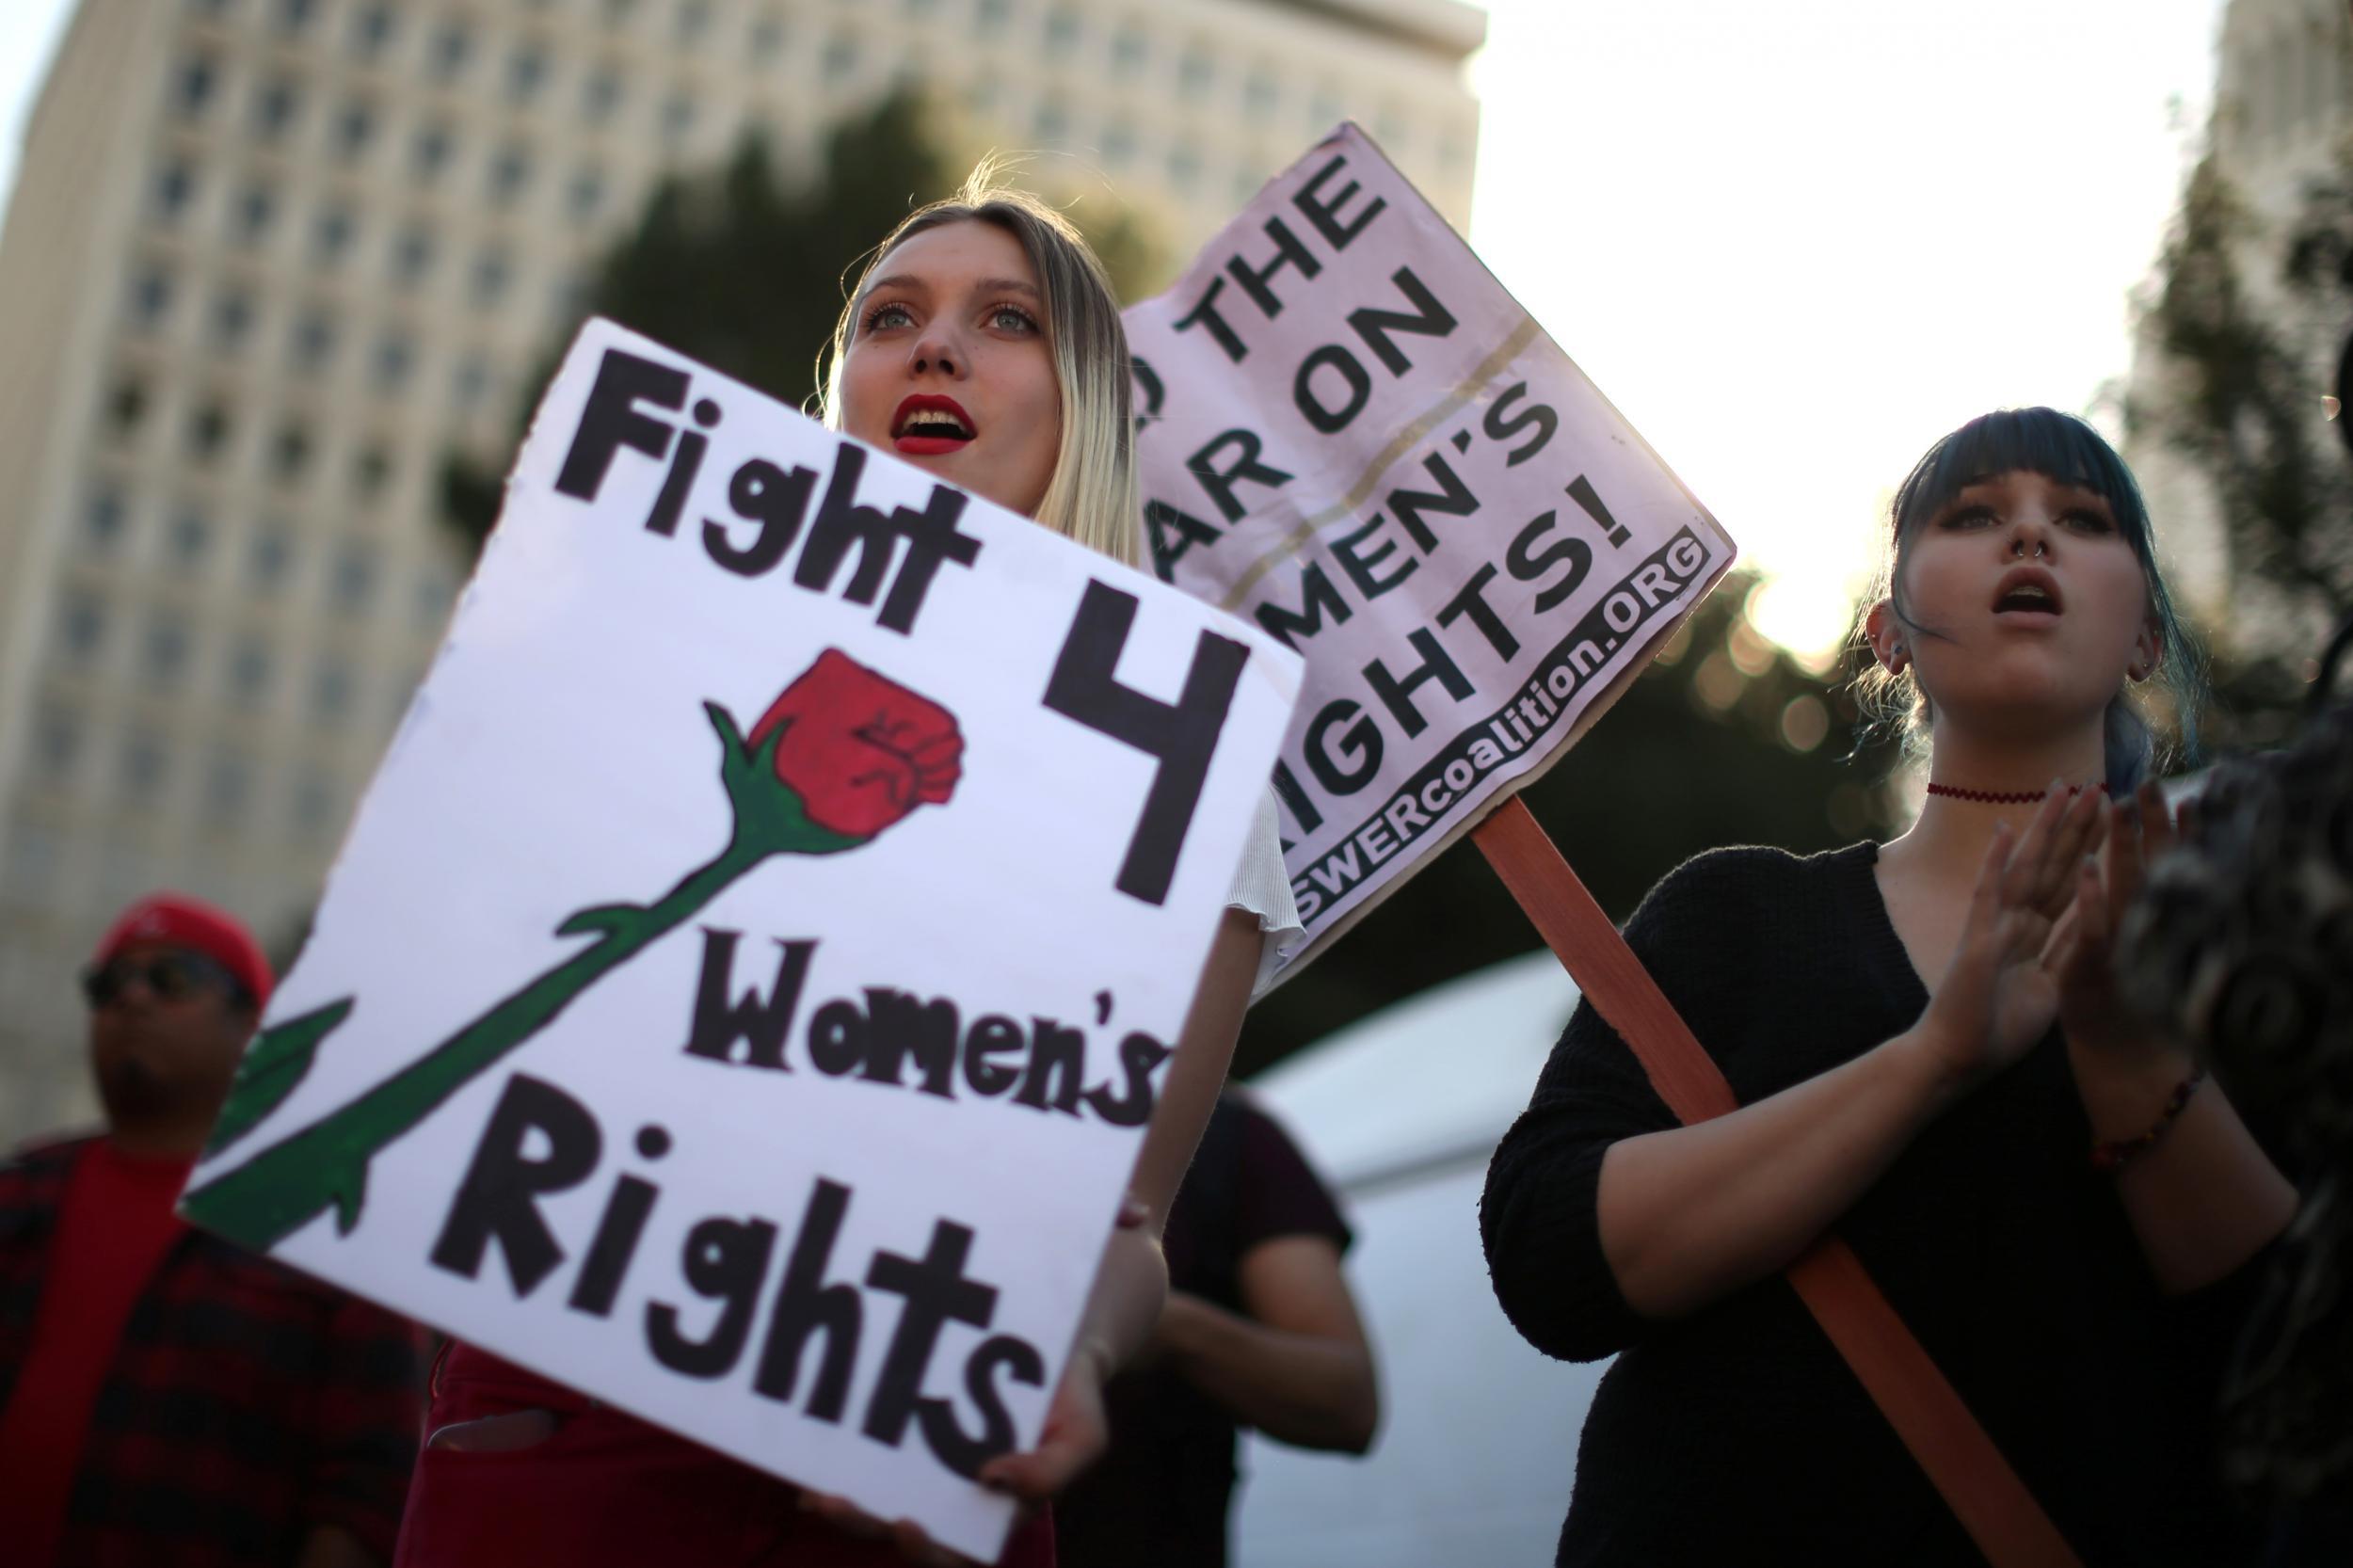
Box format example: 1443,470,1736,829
394,178,1298,1568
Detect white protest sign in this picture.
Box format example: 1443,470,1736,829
1125,124,1737,985
178,319,1301,1560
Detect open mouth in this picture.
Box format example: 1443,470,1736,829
891,394,976,456
1991,566,2063,618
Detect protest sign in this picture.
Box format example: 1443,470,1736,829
178,319,1301,1559
1125,123,1737,985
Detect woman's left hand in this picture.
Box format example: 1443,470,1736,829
2052,781,2190,1063
797,1339,1112,1566
977,1336,1112,1502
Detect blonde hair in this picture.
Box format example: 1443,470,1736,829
820,168,1144,568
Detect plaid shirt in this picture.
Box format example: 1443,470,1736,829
0,1137,428,1566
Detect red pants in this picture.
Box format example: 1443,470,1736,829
394,1343,1054,1568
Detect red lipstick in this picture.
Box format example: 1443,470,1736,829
891,394,976,456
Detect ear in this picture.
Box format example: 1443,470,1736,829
1863,600,1906,674
2129,612,2163,683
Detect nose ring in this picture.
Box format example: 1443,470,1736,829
2010,538,2045,559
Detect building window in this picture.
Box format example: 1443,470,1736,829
168,504,212,568
121,733,169,804
177,56,219,120
1243,70,1280,120
392,224,436,285
291,309,334,371
1103,122,1138,168
84,487,127,553
411,123,455,183
144,615,191,685
472,248,511,306
234,182,277,244
507,44,549,102
430,21,472,81
211,288,254,349
313,204,356,264
1178,48,1214,100
130,266,174,329
822,34,856,75
254,76,301,138
155,161,199,224
203,754,250,824
453,354,489,409
750,13,785,58
270,420,312,482
1166,143,1202,190
58,591,105,661
1043,8,1080,56
1112,24,1147,75
371,332,413,392
583,68,622,122
37,710,80,783
677,0,712,41
278,0,319,34
413,564,455,629
187,399,233,464
1032,99,1068,141
489,143,534,202
567,167,605,222
353,444,392,499
334,99,376,159
332,542,379,613
293,768,336,837
975,0,1010,36
311,657,354,725
108,376,150,440
661,91,695,141
352,4,396,58
248,524,295,589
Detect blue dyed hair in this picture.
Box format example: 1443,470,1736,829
1855,407,2207,789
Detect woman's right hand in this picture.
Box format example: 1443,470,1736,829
1914,782,2106,1086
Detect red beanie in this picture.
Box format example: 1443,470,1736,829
93,892,274,1011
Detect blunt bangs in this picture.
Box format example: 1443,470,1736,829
1890,407,2153,557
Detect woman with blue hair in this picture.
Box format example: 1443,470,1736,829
1483,408,2297,1564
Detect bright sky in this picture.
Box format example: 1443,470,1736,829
1,0,2227,666
1467,0,2229,667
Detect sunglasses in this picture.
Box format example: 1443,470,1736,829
82,952,240,1010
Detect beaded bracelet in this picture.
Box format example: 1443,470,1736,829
2089,1067,2208,1173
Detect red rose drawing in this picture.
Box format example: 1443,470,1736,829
748,648,964,838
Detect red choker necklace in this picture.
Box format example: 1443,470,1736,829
1924,781,2107,806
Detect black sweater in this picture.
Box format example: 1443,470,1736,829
1481,842,2264,1566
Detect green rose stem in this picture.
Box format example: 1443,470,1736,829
181,705,867,1252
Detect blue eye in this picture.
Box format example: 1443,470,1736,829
861,301,914,333
989,304,1038,333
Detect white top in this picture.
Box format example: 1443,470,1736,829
1226,789,1306,998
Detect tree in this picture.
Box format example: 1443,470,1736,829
442,92,1164,555
2131,143,2353,746
1235,578,1901,1077
438,91,1898,1075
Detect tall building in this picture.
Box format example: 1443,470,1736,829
0,0,1482,1145
2120,0,2350,628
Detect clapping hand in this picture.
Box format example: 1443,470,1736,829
1917,782,2107,1085
2051,780,2193,1064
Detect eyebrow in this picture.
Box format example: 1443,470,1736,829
1952,472,2109,503
858,273,1041,305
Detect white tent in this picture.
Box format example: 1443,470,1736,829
1232,952,1610,1568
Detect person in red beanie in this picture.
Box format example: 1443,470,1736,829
0,892,429,1567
